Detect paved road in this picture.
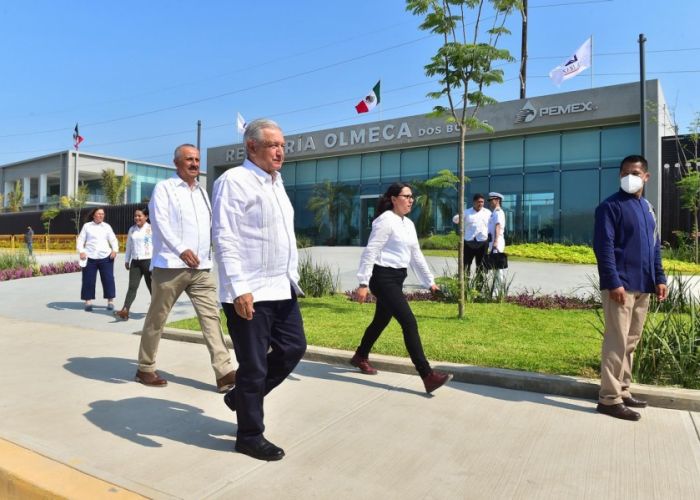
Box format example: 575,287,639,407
3,247,697,338
1,248,601,337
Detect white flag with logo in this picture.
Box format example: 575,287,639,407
549,37,592,86
236,112,247,135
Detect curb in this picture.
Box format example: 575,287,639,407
0,438,147,500
158,328,700,412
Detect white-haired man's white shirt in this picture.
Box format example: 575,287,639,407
212,159,302,303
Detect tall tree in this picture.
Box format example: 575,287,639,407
101,169,132,205
406,0,519,318
60,183,89,234
307,181,357,245
7,180,24,212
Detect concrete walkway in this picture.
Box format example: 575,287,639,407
1,248,699,498
1,317,699,499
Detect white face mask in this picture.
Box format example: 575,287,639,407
620,174,644,194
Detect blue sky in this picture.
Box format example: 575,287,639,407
2,0,698,169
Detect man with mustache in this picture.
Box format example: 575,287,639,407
134,144,236,393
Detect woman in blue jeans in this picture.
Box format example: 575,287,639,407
353,182,452,394
77,207,119,311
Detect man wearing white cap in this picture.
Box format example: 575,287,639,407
487,192,507,292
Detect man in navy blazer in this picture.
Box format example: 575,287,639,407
593,154,667,421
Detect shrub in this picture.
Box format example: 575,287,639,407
590,273,700,389
296,234,313,249
0,252,35,270
436,269,511,303
419,233,460,250
506,292,598,310
635,299,700,389
298,254,338,297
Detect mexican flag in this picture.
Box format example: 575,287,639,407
355,81,381,114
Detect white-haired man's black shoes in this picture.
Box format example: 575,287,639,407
223,389,236,412
235,436,285,461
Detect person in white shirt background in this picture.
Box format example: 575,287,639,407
487,192,507,291
452,193,491,278
353,182,452,394
115,207,153,321
134,144,236,394
77,207,119,312
213,118,307,462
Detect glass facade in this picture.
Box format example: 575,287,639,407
126,162,176,203
278,123,639,245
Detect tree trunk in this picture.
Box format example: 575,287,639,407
458,127,466,319
519,0,528,99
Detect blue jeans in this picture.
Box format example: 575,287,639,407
81,257,116,301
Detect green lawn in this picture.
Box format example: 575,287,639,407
167,295,602,378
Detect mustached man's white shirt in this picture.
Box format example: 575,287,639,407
212,159,302,303
148,175,212,270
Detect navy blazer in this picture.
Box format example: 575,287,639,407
593,190,666,293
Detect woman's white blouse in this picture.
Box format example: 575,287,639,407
76,221,119,259
357,210,435,288
125,222,153,262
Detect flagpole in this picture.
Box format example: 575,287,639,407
379,77,383,121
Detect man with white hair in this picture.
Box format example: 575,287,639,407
213,119,306,461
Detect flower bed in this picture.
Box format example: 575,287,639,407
0,261,81,281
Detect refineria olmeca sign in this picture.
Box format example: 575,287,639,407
515,99,595,124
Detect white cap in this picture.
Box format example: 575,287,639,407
488,192,503,200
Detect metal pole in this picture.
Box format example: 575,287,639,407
196,120,202,152
639,33,647,158
519,0,527,99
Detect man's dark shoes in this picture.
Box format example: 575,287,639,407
596,403,641,421
350,353,378,375
235,437,285,461
134,370,167,387
223,389,236,413
622,396,648,408
216,370,236,393
422,370,453,394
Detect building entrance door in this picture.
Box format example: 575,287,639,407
360,195,380,246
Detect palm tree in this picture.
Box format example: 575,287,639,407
101,169,132,205
307,181,357,245
411,169,459,237
7,180,23,212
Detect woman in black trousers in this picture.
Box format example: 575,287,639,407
352,182,452,394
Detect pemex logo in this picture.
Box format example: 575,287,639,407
515,100,537,124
